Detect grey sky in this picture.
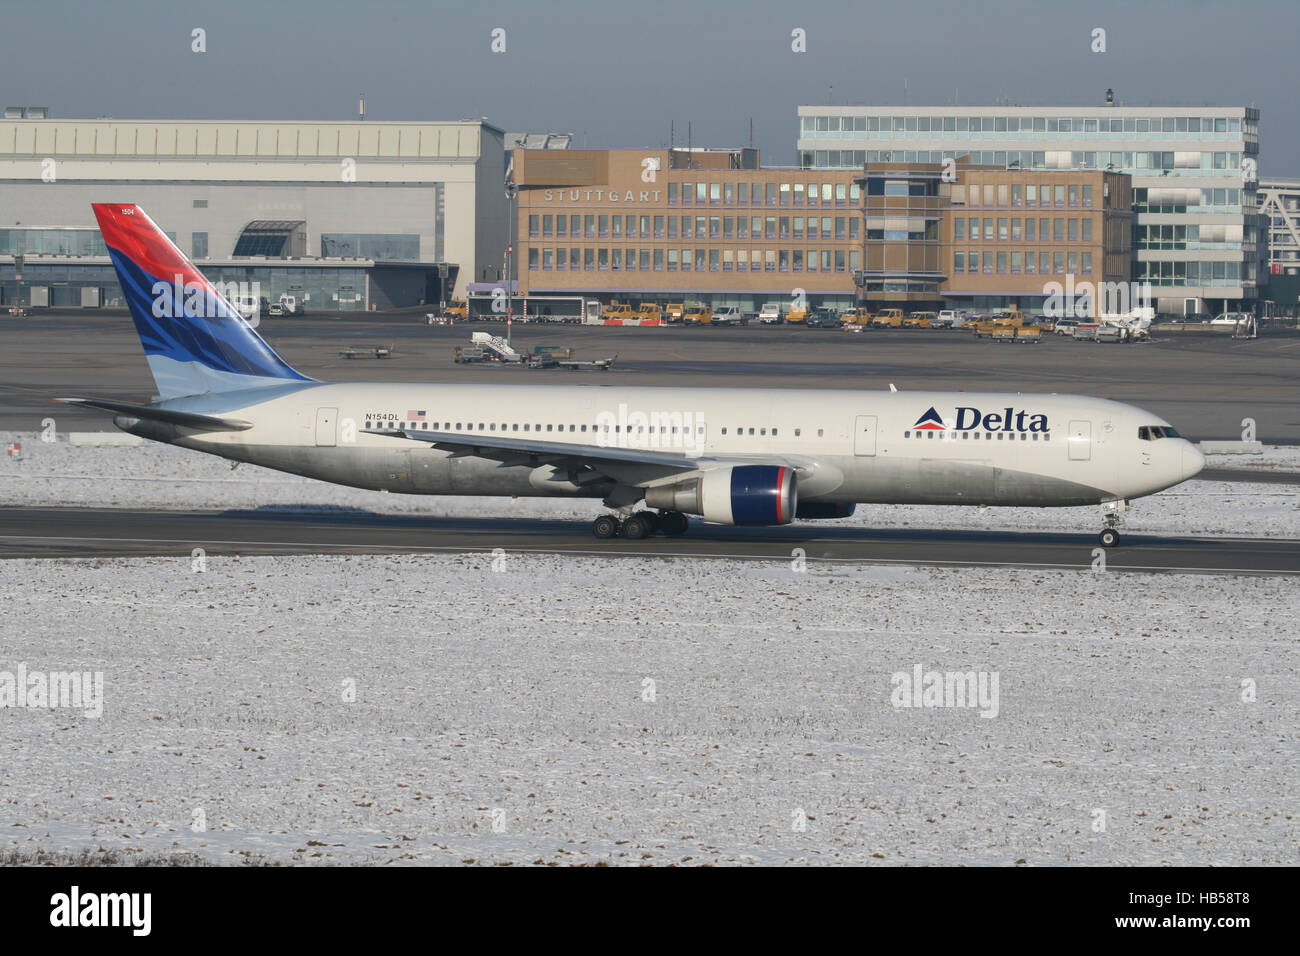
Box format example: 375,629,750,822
3,0,1295,171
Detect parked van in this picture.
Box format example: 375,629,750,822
711,306,747,326
757,303,783,324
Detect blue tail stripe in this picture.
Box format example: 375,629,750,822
109,248,310,382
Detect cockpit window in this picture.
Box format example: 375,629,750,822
1139,425,1180,441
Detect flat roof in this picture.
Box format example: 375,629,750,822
798,105,1253,116
0,119,500,160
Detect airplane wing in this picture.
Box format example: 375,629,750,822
363,426,818,488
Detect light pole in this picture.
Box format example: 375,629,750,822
504,179,518,347
13,253,23,313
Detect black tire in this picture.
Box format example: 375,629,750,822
592,515,620,539
621,515,652,540
635,511,661,533
1099,528,1120,548
660,511,689,536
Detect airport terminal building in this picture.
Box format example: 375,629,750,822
0,114,508,310
512,146,1132,315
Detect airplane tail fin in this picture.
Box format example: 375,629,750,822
91,203,313,400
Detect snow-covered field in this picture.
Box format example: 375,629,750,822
2,553,1297,866
1,432,1298,539
2,433,1297,865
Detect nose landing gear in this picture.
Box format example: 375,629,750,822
1097,499,1129,548
590,510,689,540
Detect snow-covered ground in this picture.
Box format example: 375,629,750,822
1,432,1298,539
1206,446,1300,471
1,553,1297,866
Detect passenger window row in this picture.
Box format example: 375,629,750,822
399,421,711,438
903,430,1050,442
719,427,825,438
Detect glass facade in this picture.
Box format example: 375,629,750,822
319,233,420,259
0,262,372,311
796,106,1264,309
0,228,108,256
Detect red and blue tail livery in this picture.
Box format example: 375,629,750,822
91,204,311,399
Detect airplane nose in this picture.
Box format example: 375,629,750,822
1181,442,1205,480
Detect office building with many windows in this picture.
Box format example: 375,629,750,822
511,147,1132,316
797,101,1266,315
514,146,866,313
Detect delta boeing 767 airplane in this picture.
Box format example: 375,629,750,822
61,204,1205,547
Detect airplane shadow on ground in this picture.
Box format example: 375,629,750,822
210,505,1211,552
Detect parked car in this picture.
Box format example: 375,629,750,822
757,303,784,324
711,306,748,326
1053,318,1081,335
267,304,285,316
934,310,964,328
806,308,842,329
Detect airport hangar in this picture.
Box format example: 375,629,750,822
0,112,509,311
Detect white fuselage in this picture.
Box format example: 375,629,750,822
119,383,1205,510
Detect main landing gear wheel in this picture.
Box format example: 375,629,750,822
621,514,654,540
1098,528,1121,548
592,514,621,539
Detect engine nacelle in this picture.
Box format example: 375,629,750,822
795,501,856,520
645,465,797,525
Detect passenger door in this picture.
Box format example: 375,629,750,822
315,407,338,447
1067,419,1091,461
854,415,878,456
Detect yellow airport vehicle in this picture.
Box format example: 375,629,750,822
664,302,686,323
786,306,809,324
602,302,636,321
841,308,873,327
871,309,905,328
682,305,713,325
904,311,937,328
969,309,1026,337
633,302,663,323
444,299,468,320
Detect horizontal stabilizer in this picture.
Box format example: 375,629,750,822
56,397,253,431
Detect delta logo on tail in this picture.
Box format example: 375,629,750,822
913,407,947,431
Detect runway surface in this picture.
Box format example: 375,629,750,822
1,506,1296,574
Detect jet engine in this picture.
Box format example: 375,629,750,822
644,465,797,525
